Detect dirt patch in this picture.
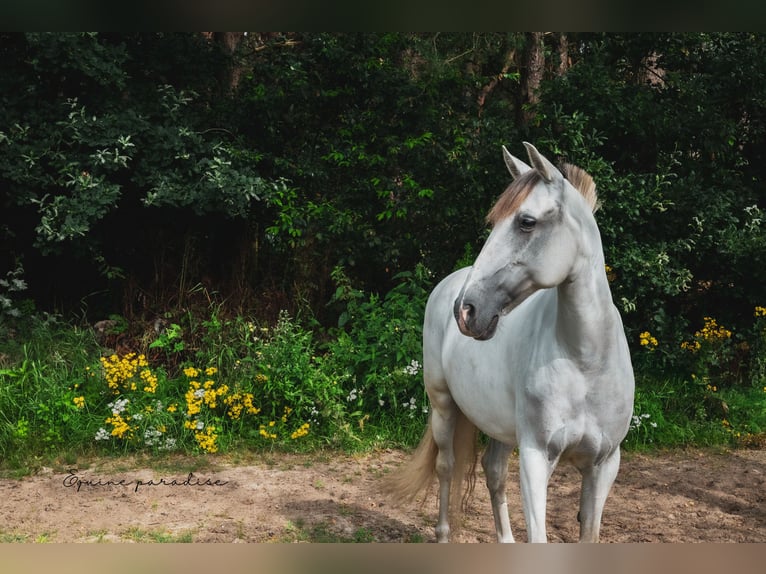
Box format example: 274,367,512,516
0,448,763,543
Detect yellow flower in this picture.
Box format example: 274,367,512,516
755,306,766,318
194,426,218,453
639,331,658,348
698,317,732,341
140,368,158,393
98,353,158,395
183,367,200,378
290,422,310,440
105,414,133,439
259,425,277,439
223,391,260,419
681,340,701,352
167,403,178,413
203,389,217,408
205,366,218,376
73,396,85,409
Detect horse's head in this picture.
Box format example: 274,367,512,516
454,142,598,340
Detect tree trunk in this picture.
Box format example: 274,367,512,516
521,32,545,125
477,48,517,117
212,32,246,92
557,32,569,76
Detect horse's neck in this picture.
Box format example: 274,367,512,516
555,254,618,369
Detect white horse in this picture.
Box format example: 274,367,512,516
388,142,634,543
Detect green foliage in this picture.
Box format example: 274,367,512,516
149,323,186,354
243,311,347,444
324,264,432,444
0,314,102,463
0,263,29,321
2,287,766,473
624,309,766,449
0,33,276,317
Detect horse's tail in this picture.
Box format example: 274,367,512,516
384,409,478,531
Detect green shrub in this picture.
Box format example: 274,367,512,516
2,270,766,473
324,264,432,444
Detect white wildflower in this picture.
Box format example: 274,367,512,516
94,427,111,441
159,437,177,451
403,359,422,376
107,397,129,415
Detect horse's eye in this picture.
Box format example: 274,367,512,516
519,215,537,232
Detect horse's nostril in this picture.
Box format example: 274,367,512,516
460,302,475,323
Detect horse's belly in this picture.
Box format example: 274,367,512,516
442,338,519,445
458,396,518,445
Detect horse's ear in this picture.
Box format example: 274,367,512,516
522,142,560,183
502,145,531,180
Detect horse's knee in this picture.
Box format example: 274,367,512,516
483,463,505,493
482,443,510,493
435,450,454,480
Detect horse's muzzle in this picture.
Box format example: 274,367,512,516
454,297,499,340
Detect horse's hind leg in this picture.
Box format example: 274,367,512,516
429,395,458,542
577,447,621,543
481,439,515,542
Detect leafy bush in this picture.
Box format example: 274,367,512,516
624,308,766,449
323,264,432,444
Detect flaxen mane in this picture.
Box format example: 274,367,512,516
486,162,598,226
561,162,599,214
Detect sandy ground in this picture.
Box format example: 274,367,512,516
0,447,763,543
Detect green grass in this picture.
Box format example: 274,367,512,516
624,374,766,450
0,531,30,543
1,306,765,476
279,519,379,543
121,527,194,543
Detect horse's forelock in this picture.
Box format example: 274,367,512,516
486,163,598,226
486,171,541,226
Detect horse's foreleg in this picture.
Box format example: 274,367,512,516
577,447,620,543
518,446,553,543
481,439,515,543
430,402,457,543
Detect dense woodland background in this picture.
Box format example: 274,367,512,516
2,33,764,335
